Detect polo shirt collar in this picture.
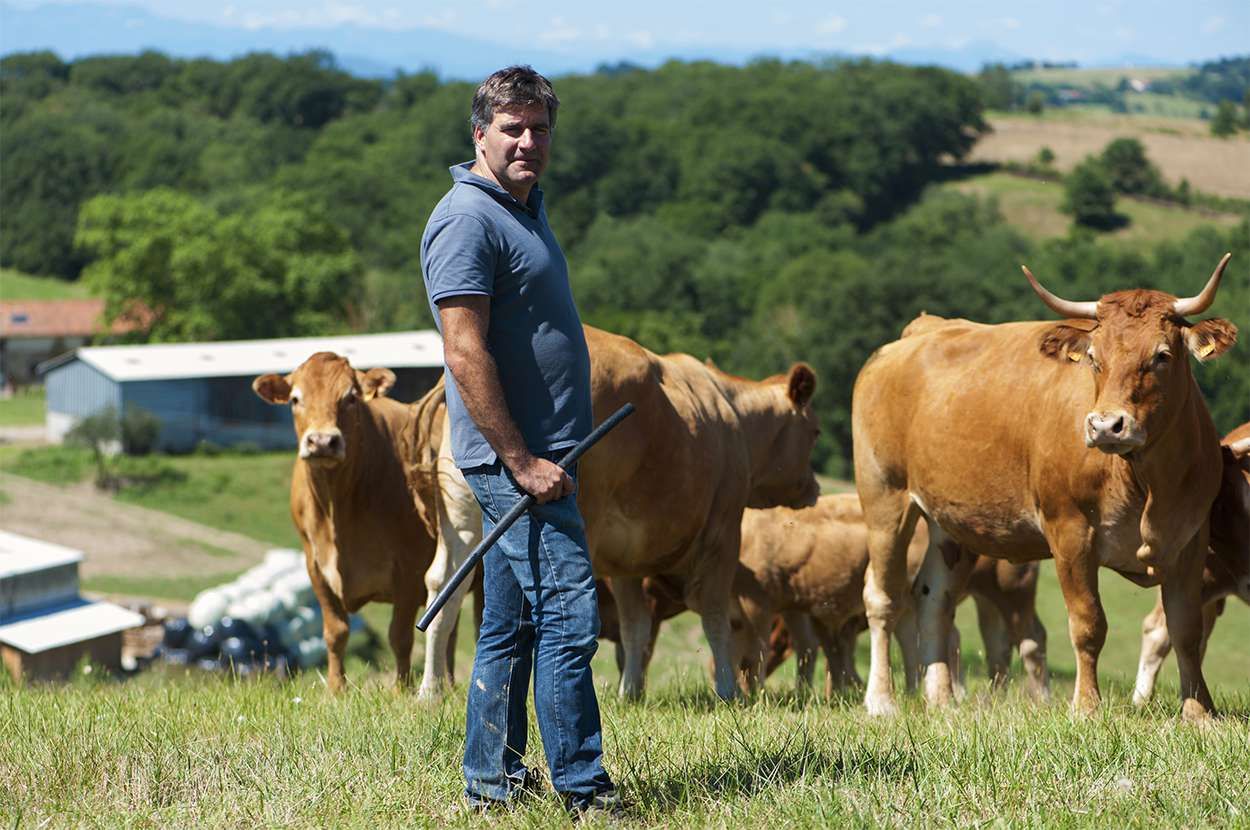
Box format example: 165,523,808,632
450,161,543,218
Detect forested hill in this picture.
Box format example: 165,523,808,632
2,51,1246,472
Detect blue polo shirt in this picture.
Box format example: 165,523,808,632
420,162,592,470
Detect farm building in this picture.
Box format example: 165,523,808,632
38,331,444,452
0,298,143,390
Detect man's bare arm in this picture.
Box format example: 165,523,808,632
438,296,573,503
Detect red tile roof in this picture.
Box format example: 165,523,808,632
0,300,143,339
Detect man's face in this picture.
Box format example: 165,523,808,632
473,103,551,200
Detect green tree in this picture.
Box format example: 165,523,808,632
1099,137,1164,195
1026,91,1045,115
1210,101,1239,137
1062,158,1119,230
77,189,362,341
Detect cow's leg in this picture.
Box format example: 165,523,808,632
912,521,969,709
974,595,1012,689
1050,528,1104,714
686,536,743,701
948,624,967,702
389,576,420,690
307,560,352,693
861,494,921,717
780,612,818,693
1160,534,1217,721
731,580,774,697
1132,596,1170,706
1017,611,1050,699
894,608,921,693
418,462,483,701
612,577,654,701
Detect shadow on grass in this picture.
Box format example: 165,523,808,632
619,727,916,812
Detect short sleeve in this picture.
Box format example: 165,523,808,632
421,212,497,305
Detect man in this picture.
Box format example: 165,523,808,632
419,65,618,815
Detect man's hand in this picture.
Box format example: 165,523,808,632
512,454,575,503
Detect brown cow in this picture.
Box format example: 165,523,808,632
733,493,1048,698
1133,422,1250,705
253,353,443,692
852,255,1236,719
422,324,820,701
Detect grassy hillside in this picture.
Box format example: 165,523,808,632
0,386,46,426
943,171,1246,242
1012,66,1193,87
0,269,90,300
971,112,1250,198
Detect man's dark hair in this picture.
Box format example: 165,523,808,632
471,65,559,132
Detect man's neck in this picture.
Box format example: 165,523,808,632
470,159,532,204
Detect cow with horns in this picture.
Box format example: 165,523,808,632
852,255,1237,720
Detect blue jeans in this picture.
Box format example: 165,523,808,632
461,454,614,807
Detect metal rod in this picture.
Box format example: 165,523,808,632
416,402,635,631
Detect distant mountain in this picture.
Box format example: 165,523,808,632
0,1,1169,79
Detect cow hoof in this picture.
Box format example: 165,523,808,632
417,684,444,703
865,695,900,718
1180,698,1215,723
1131,689,1151,708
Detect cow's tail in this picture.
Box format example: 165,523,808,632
404,377,447,534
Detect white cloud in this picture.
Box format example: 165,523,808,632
420,10,458,29
1201,16,1225,34
537,15,581,46
998,17,1021,30
816,15,847,34
920,13,942,29
890,32,912,48
627,30,656,49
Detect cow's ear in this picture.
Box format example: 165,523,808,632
1228,437,1250,464
1039,322,1095,364
787,363,816,408
704,356,719,370
253,373,291,404
359,367,397,401
1184,318,1237,362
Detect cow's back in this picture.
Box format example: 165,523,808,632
579,326,750,578
854,318,1103,561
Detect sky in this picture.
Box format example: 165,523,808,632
7,0,1249,65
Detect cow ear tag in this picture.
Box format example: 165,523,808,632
1197,342,1216,358
1067,351,1082,362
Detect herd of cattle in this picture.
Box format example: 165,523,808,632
251,255,1248,720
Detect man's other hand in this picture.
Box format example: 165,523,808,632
513,455,575,503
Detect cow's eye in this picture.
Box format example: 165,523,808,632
1153,350,1172,368
289,394,301,406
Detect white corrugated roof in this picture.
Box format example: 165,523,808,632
59,330,444,382
0,600,144,653
0,530,83,577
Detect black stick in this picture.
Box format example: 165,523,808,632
416,402,635,632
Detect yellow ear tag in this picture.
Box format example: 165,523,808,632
1067,351,1082,362
1198,342,1215,358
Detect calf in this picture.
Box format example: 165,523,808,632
733,493,1048,698
1133,423,1250,705
254,353,441,692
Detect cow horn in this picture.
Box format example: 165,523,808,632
1022,265,1098,319
1173,253,1231,317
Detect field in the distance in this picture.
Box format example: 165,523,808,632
942,171,1246,243
970,111,1250,198
0,269,90,301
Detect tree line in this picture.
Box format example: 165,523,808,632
2,50,1246,472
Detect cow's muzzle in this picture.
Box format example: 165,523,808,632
300,429,346,463
1085,410,1146,455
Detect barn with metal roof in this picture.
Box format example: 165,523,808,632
39,331,444,452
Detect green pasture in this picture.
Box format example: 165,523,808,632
943,171,1245,244
1011,66,1193,88
3,442,1250,825
0,386,46,426
0,269,90,301
0,446,300,548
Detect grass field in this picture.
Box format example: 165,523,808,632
0,386,47,426
0,269,90,301
1011,67,1192,87
0,446,300,547
943,171,1246,243
971,112,1250,198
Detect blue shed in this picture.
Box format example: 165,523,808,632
39,331,445,452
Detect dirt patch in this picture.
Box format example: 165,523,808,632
0,471,269,580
